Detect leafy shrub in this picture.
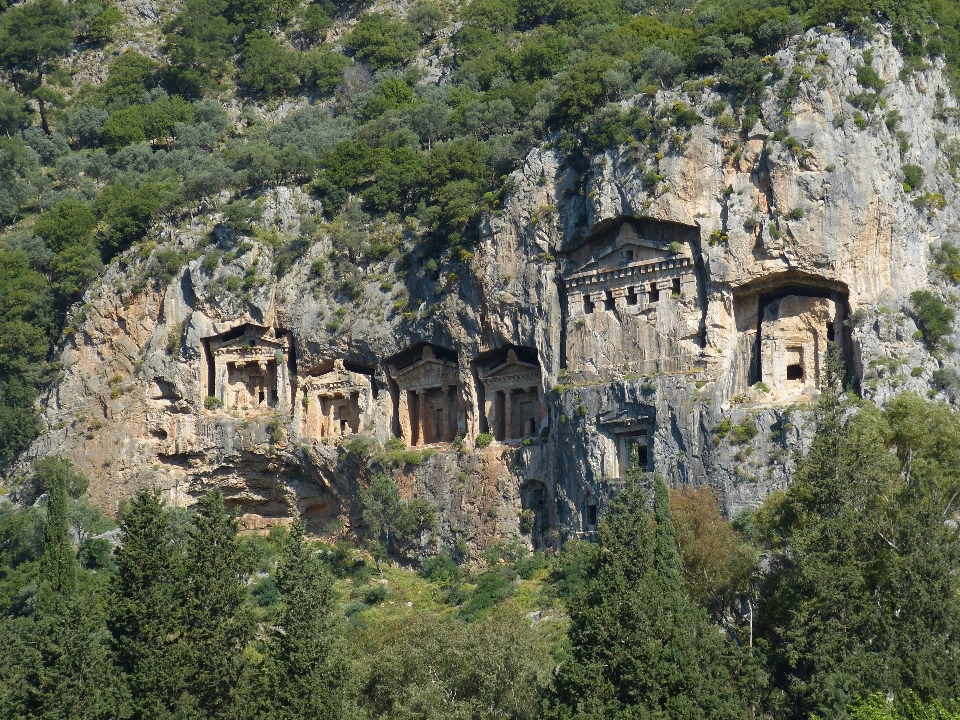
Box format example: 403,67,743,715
420,549,461,583
712,418,732,440
902,164,924,191
730,418,759,445
252,577,280,607
514,549,549,580
551,538,600,600
458,567,516,621
266,417,285,443
240,31,299,96
856,64,885,92
204,396,222,410
934,242,960,283
345,13,419,70
362,583,388,604
910,290,955,348
933,367,960,397
475,432,493,448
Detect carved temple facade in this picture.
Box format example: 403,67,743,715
388,346,462,446
300,360,373,439
562,218,703,379
478,349,546,442
759,295,841,399
206,325,291,415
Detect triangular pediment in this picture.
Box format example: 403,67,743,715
483,360,540,379
216,334,285,351
393,356,452,378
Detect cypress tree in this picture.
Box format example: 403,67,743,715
264,517,353,720
547,460,747,719
35,457,77,610
181,490,253,718
653,473,683,589
3,458,121,718
107,489,186,720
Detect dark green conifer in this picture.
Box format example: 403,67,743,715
182,489,254,718
107,489,186,720
35,457,77,611
547,458,747,719
265,517,354,720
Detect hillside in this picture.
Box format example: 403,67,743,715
4,0,960,716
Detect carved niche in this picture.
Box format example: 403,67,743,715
562,217,702,379
598,406,654,479
207,325,290,415
478,349,546,442
388,346,461,446
301,360,373,439
760,295,840,399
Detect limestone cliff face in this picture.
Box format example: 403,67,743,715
16,29,960,556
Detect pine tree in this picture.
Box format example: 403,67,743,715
181,490,254,718
547,460,747,719
107,489,187,720
264,517,353,720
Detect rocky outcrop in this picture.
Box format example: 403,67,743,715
16,28,960,558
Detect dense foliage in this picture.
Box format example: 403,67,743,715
3,371,960,718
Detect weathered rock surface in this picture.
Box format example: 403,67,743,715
15,28,960,557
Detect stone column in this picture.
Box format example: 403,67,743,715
440,386,449,442
416,390,426,446
216,358,228,406
326,398,335,437
568,293,583,316
612,287,628,311
504,388,513,440
397,390,411,446
448,385,457,440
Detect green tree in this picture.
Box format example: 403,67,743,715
298,49,352,95
181,490,254,718
0,379,43,462
95,52,158,106
107,490,187,720
33,197,97,252
0,456,120,718
94,179,170,256
239,31,300,96
547,460,748,719
910,289,955,349
262,517,354,719
0,583,123,719
0,0,73,133
757,348,960,717
0,86,32,135
162,0,236,98
345,13,420,70
358,474,436,568
34,456,79,611
356,608,551,720
551,56,610,127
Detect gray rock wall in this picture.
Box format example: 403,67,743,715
15,28,960,557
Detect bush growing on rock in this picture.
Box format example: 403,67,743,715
910,289,955,349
